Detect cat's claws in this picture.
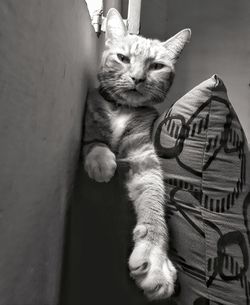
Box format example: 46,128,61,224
130,261,149,276
84,146,117,182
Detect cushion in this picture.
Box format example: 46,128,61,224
153,75,250,305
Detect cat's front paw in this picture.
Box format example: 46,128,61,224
84,146,117,182
128,225,177,300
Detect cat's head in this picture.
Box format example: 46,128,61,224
98,9,191,107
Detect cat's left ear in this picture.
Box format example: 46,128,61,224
163,29,191,62
105,8,127,41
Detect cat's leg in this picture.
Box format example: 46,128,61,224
125,143,177,300
84,143,117,182
82,89,117,182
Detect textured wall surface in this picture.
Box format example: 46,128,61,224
0,1,98,304
141,0,250,143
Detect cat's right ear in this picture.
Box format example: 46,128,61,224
105,8,127,41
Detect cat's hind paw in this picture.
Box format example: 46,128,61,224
84,146,117,182
128,234,177,300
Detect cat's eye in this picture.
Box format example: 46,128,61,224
117,53,130,64
149,63,165,70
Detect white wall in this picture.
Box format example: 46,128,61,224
141,0,250,143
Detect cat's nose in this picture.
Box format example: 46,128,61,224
131,77,145,85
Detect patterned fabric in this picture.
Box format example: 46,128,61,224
153,75,250,305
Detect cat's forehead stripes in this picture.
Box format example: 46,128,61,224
129,37,153,56
107,35,168,64
125,36,167,62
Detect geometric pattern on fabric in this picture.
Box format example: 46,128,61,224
153,75,250,305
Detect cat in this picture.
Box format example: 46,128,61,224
83,8,191,300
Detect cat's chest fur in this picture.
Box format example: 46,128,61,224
108,107,132,147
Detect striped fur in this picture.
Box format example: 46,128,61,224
83,9,191,300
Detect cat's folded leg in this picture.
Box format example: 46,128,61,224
125,144,177,300
83,143,117,183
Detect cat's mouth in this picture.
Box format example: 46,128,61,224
128,87,143,95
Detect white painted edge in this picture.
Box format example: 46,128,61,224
127,0,142,34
